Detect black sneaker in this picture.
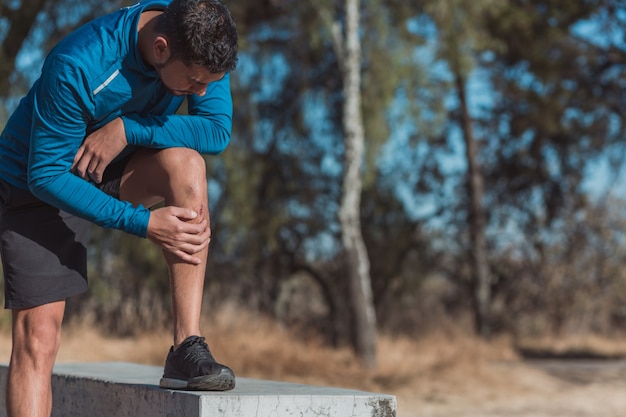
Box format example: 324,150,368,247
159,335,236,391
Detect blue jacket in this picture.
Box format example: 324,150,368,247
0,0,233,237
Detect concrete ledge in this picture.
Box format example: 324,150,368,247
0,362,396,417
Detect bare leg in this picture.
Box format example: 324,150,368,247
119,147,208,345
119,147,233,391
7,300,65,417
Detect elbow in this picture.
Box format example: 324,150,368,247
27,174,51,201
27,170,46,196
217,131,231,154
27,167,63,200
210,125,231,154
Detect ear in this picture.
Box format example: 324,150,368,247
153,36,171,65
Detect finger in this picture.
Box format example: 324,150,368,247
88,160,103,183
169,206,198,221
88,171,102,183
173,228,210,251
172,249,202,265
198,226,212,243
73,156,90,179
188,221,211,238
181,236,210,255
175,219,208,235
72,146,85,170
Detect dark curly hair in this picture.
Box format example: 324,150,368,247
157,0,238,73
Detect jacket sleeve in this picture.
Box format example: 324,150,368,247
27,54,151,237
121,72,233,154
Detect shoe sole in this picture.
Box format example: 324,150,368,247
160,370,236,391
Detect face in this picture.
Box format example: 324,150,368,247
156,59,224,96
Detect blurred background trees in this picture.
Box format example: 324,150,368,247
2,0,626,365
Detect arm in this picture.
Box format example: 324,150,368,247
29,55,213,263
27,54,151,237
122,72,233,154
73,73,234,183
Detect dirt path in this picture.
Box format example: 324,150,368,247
399,360,626,417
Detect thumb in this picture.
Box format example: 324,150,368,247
170,206,198,221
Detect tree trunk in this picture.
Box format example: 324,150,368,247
456,73,491,338
336,0,377,368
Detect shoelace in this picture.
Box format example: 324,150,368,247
183,337,215,364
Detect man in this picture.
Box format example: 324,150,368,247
0,0,238,415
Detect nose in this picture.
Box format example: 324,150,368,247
194,85,207,96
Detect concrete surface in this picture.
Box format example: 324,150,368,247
0,362,397,416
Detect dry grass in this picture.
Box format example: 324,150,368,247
515,333,626,359
189,305,519,393
4,306,626,417
0,305,522,416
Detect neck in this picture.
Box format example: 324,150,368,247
137,11,163,68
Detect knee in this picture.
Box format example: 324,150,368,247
165,149,207,198
12,310,63,364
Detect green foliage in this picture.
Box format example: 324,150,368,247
359,0,428,186
0,0,125,101
481,0,626,227
425,0,507,76
3,0,626,342
64,226,171,334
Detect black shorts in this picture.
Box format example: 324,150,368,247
0,155,131,309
